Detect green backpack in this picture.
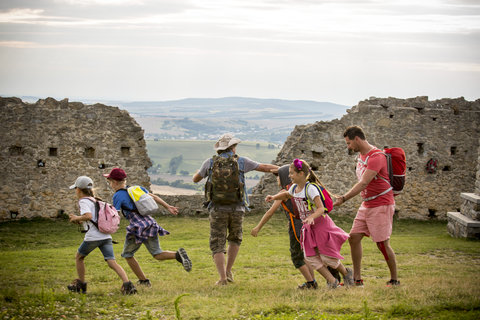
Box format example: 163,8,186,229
205,154,245,206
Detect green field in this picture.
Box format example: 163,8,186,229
146,140,281,178
0,215,479,319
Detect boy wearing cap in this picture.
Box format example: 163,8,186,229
193,133,279,285
68,176,137,295
104,168,192,288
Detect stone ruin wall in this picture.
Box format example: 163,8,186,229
477,137,480,195
253,96,480,220
1,96,479,221
0,97,152,220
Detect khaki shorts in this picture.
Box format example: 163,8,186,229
304,248,340,270
350,204,395,242
209,209,244,255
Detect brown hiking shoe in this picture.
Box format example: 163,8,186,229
67,279,87,293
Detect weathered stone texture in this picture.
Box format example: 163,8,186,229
0,97,151,220
254,96,480,220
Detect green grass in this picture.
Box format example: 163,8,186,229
146,140,280,177
0,215,479,319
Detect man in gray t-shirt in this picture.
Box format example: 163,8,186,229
193,133,278,286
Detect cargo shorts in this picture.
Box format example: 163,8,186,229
209,209,244,255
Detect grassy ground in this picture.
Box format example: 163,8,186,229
0,214,479,319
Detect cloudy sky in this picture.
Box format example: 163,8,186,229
0,0,479,105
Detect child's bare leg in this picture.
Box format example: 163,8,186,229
317,266,336,284
153,251,176,260
75,253,86,282
125,257,147,281
336,262,348,276
106,259,129,282
298,264,314,282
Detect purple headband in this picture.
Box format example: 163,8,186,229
293,159,303,171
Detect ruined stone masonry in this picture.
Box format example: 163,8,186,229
253,96,480,229
0,97,151,220
447,136,480,239
1,96,479,238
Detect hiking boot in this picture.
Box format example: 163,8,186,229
354,279,364,287
386,279,400,287
327,279,341,289
298,280,318,290
137,279,152,287
177,248,192,272
67,279,87,293
226,271,234,283
121,281,137,295
343,268,354,286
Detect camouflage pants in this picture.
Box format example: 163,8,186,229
209,209,244,255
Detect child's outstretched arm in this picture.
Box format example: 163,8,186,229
265,190,290,203
151,193,179,215
251,200,282,237
303,196,325,225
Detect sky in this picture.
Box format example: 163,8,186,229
0,0,479,106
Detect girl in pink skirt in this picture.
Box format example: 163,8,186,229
266,159,353,288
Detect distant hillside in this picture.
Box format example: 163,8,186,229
15,96,349,143
118,97,348,143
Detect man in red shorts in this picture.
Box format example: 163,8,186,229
333,126,399,287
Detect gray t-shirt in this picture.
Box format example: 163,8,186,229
197,155,260,212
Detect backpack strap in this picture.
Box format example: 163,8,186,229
304,182,329,213
237,156,249,208
114,188,139,216
81,197,100,230
281,201,301,244
357,150,393,201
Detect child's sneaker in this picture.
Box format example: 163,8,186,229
177,248,192,272
298,280,318,290
327,279,341,289
121,281,137,295
137,279,151,287
67,279,87,293
343,268,354,286
386,279,400,287
354,279,364,287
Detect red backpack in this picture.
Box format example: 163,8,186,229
84,197,121,234
384,147,406,195
359,147,406,200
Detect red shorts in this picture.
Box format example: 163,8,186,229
350,204,395,242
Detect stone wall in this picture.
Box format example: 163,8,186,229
477,137,480,195
2,96,479,221
0,97,152,220
253,96,480,220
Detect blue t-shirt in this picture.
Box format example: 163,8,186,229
113,186,149,219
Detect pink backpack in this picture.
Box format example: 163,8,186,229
84,197,121,234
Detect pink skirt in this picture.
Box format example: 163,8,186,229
301,215,349,259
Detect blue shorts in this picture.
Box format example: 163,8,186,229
78,239,115,260
121,235,163,258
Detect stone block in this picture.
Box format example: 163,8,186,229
447,212,480,239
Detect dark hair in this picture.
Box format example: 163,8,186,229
290,159,328,190
343,126,366,140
